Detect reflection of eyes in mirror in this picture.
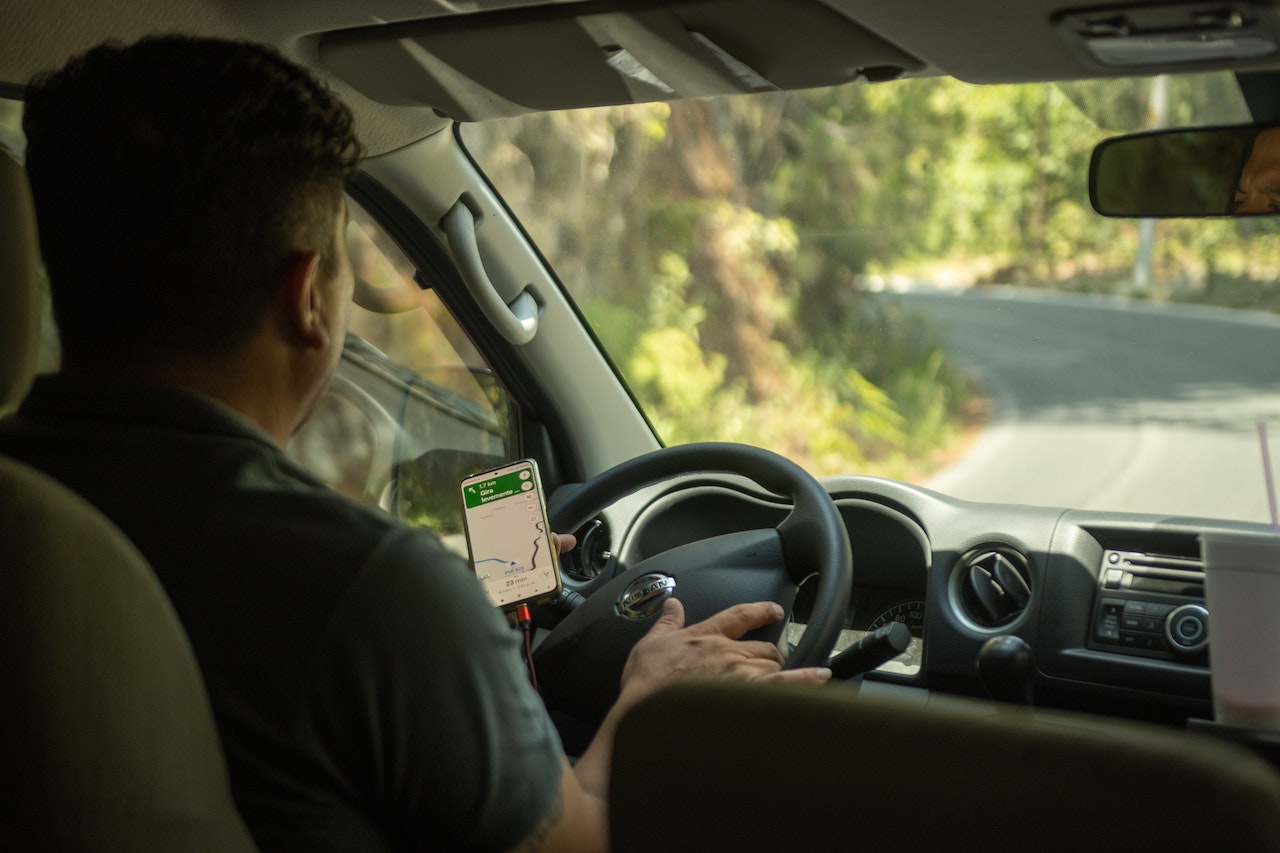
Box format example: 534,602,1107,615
1234,127,1280,215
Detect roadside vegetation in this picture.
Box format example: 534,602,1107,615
466,74,1280,478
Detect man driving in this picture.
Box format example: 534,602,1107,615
0,35,830,852
1236,126,1280,214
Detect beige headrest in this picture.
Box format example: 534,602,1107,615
0,147,41,414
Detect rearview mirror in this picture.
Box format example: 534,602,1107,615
1090,123,1280,217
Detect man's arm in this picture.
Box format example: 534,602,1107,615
573,598,830,798
507,756,607,853
507,597,831,852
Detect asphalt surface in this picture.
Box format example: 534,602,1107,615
882,287,1280,524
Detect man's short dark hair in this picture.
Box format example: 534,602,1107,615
23,35,363,363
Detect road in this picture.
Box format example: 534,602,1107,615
882,287,1280,524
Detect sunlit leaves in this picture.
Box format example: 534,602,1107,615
461,72,1280,478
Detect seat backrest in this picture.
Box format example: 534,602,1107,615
0,457,259,851
1,142,256,851
610,681,1280,852
0,146,41,414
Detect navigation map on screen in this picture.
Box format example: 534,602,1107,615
461,460,560,610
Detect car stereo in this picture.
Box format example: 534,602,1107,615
1088,549,1208,664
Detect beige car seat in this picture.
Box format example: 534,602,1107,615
611,680,1280,852
0,145,257,850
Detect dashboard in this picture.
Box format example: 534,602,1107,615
552,471,1274,727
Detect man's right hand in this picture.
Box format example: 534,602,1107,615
518,598,831,853
617,598,831,713
576,597,830,797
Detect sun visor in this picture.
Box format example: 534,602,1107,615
319,0,925,120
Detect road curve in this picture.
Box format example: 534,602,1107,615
882,287,1280,524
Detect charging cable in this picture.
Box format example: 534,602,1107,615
515,603,539,691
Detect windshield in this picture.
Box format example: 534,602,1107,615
463,72,1280,524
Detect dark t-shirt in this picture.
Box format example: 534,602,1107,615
0,375,563,851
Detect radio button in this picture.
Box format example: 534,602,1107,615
1095,619,1121,642
1121,614,1143,630
1094,600,1125,643
1165,604,1209,653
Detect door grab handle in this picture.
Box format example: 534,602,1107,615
442,198,540,345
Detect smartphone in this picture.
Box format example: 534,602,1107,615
459,459,562,611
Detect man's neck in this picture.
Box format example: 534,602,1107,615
61,340,306,446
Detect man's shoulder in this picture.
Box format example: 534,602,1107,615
0,373,462,613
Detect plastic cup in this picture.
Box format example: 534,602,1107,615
1200,530,1280,729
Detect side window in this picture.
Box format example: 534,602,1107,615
1,98,60,377
287,199,516,554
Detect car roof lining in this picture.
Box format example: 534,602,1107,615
6,0,1280,155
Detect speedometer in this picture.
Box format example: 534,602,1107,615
867,600,925,673
868,600,925,638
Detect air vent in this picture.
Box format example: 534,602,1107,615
563,518,613,581
956,546,1032,629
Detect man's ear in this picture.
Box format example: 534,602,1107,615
279,251,328,350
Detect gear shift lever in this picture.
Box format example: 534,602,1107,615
976,634,1033,706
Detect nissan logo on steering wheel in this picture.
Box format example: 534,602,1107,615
617,573,676,619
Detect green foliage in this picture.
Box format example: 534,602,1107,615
463,72,1279,478
0,98,23,155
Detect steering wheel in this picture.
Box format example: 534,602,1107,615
533,442,853,725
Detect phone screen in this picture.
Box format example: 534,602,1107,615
459,459,561,611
